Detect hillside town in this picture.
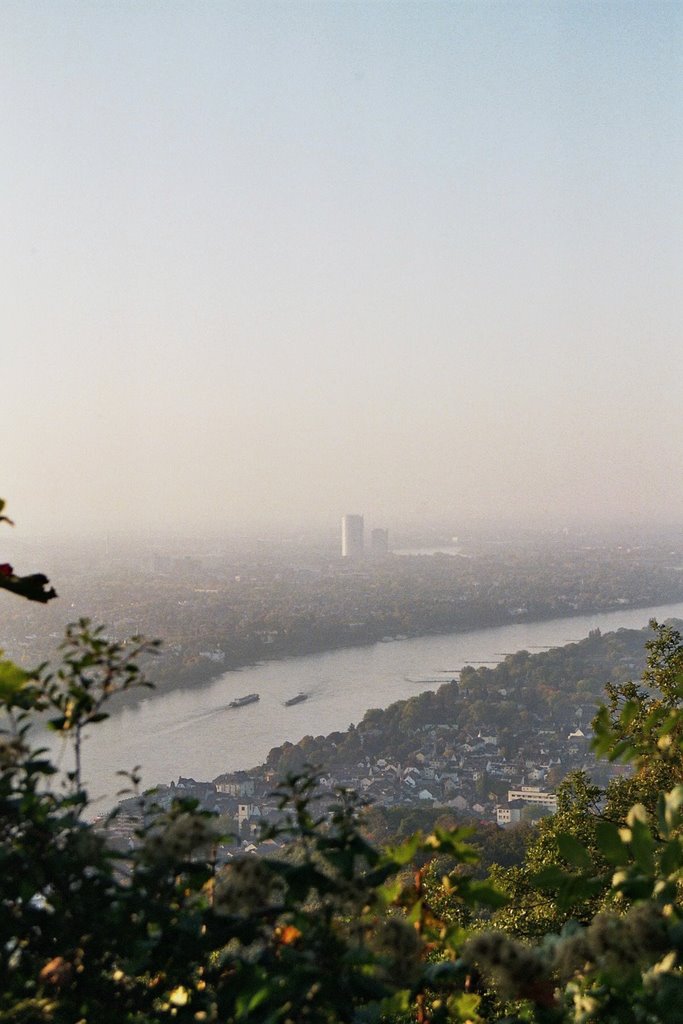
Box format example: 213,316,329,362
103,625,646,857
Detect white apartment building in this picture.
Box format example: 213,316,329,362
507,785,558,812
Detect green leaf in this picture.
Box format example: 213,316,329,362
662,786,683,835
609,739,637,763
379,990,411,1018
660,839,683,877
463,879,509,909
557,832,593,870
406,898,423,925
0,659,31,701
620,700,641,728
612,873,653,900
556,875,604,911
235,983,270,1018
596,821,629,865
447,991,482,1022
386,832,424,866
630,818,655,874
47,716,69,732
376,877,404,905
429,826,479,863
533,865,569,890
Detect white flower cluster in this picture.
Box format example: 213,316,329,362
142,811,218,864
463,930,545,998
213,857,279,915
552,902,669,980
465,902,673,1013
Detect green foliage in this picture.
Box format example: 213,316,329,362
0,657,502,1022
489,773,605,940
3,506,683,1022
592,620,683,828
473,623,683,1020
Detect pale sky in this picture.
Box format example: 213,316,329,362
3,1,682,538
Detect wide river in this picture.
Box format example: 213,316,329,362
41,600,683,812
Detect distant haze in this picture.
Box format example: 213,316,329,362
3,2,682,539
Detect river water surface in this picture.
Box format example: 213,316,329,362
41,600,683,811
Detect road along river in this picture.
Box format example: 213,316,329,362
39,600,683,812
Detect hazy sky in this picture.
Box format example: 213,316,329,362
3,1,682,537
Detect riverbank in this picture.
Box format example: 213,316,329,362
41,598,683,811
123,594,683,711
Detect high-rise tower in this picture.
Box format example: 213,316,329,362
341,514,364,559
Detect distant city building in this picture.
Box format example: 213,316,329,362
370,528,389,557
507,786,557,812
214,771,255,798
495,800,526,827
341,514,364,559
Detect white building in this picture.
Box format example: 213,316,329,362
215,771,255,798
496,800,526,827
341,514,364,559
507,785,557,812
